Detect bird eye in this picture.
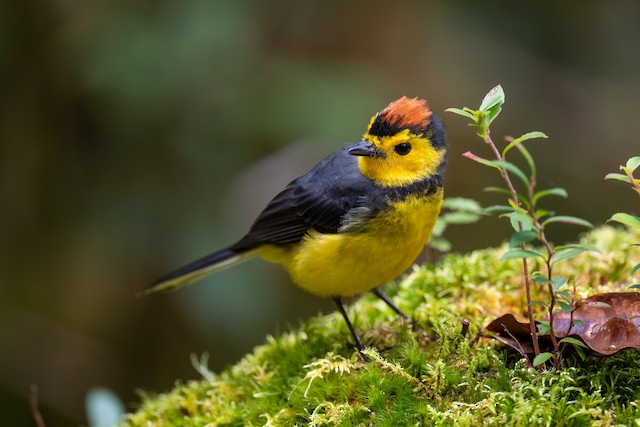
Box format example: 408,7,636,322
394,142,412,155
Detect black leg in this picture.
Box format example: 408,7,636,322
373,288,435,338
372,288,411,322
333,297,369,361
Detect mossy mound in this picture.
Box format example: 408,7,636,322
122,226,640,426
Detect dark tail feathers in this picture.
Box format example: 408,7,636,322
143,248,255,295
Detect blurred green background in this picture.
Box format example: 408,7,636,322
2,0,639,425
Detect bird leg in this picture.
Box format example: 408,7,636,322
372,288,429,335
372,288,411,322
372,288,440,342
332,297,369,362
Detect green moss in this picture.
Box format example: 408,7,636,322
122,226,640,426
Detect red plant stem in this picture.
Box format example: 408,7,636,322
520,257,540,356
529,174,561,369
539,230,560,368
486,133,521,201
624,169,640,195
484,129,541,359
544,257,561,368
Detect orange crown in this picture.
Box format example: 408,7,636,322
367,96,432,137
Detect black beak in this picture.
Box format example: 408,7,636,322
348,141,385,158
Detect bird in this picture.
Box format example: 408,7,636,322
146,96,448,359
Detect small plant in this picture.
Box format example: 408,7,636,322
605,156,640,288
447,86,595,369
605,156,640,196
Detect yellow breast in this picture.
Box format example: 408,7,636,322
261,189,443,297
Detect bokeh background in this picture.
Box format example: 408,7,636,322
2,0,640,425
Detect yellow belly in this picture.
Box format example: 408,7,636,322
259,189,443,297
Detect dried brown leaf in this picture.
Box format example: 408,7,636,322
484,292,640,356
554,292,640,355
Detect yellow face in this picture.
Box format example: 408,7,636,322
358,127,445,187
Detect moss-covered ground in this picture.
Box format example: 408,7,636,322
122,226,640,426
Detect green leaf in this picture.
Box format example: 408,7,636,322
625,156,640,172
445,107,476,121
463,152,499,169
532,274,551,284
485,188,529,209
604,172,632,183
556,290,572,302
518,196,531,210
552,276,568,290
484,186,515,197
554,244,599,252
510,230,538,247
441,212,481,225
479,85,505,126
503,212,535,232
557,300,572,313
632,263,640,275
559,337,588,348
529,301,549,307
552,248,588,264
572,319,584,327
533,352,554,367
533,188,568,204
537,321,550,335
574,344,586,360
516,143,537,178
542,216,593,228
507,198,528,213
629,284,640,290
428,237,452,252
431,218,446,236
465,153,531,188
501,248,544,261
535,209,553,221
607,213,640,229
442,197,485,214
480,85,505,111
502,131,548,159
560,337,588,360
485,205,515,214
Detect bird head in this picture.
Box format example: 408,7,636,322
348,96,447,187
